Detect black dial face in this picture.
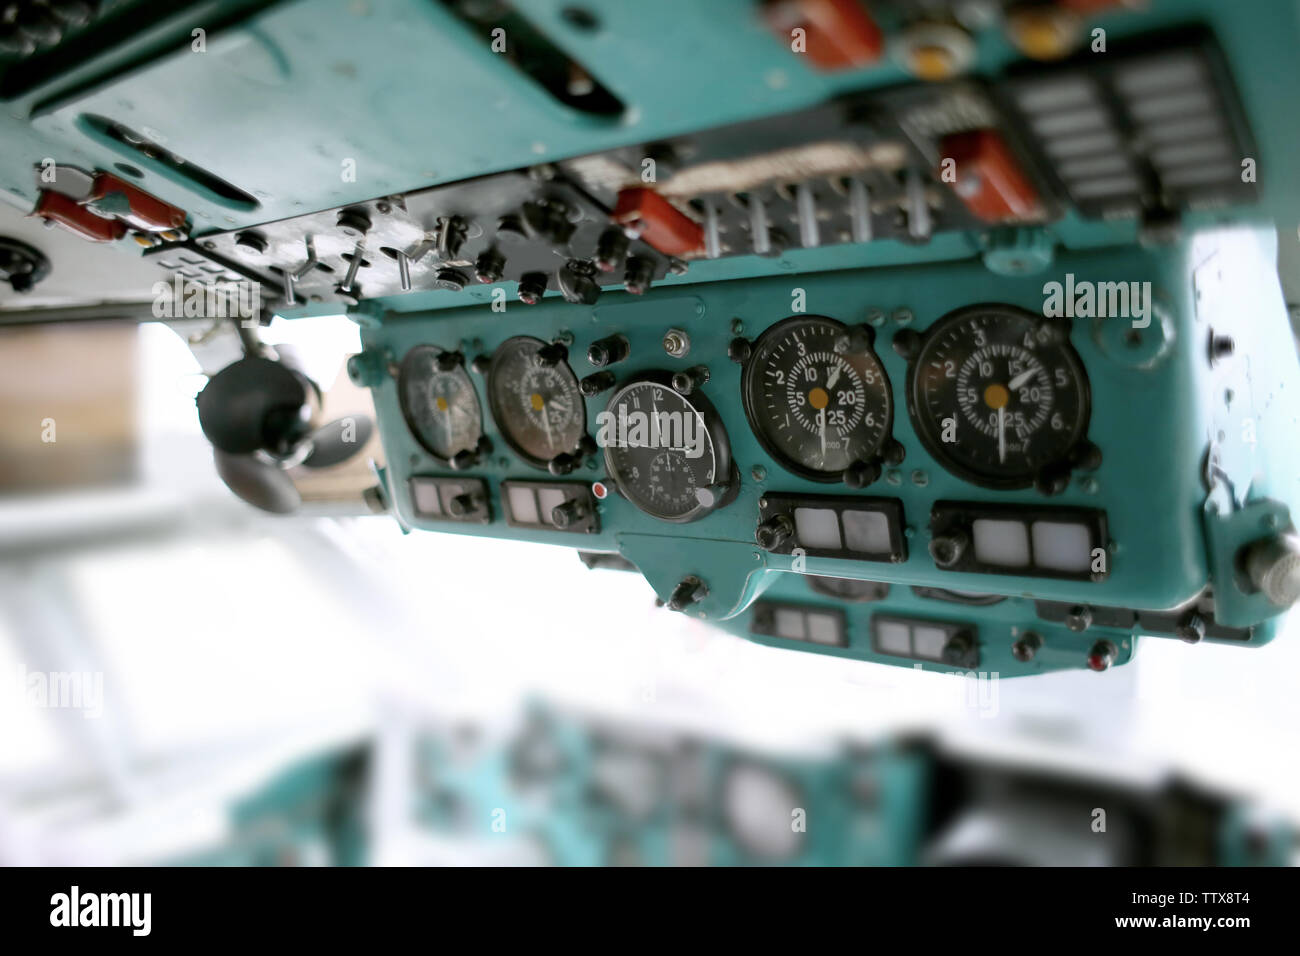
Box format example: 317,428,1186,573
398,346,483,461
908,304,1090,489
487,336,586,468
602,375,729,523
742,315,892,481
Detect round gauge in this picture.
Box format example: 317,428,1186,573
487,336,587,468
602,373,733,523
906,303,1091,491
397,345,483,462
721,763,804,861
742,315,893,482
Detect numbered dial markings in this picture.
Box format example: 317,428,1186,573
909,305,1090,488
603,377,729,523
398,346,483,461
742,316,892,481
487,337,586,468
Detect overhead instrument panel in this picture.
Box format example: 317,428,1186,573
128,28,1265,310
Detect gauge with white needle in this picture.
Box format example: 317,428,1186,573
905,303,1092,492
741,315,894,482
398,345,483,462
487,336,587,470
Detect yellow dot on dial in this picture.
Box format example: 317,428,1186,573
983,383,1010,410
530,392,545,411
435,396,448,411
808,387,829,410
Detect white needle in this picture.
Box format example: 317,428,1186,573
1008,366,1039,391
997,405,1006,463
539,395,554,448
826,364,841,391
819,408,827,461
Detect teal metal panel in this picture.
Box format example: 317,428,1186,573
353,226,1300,664
3,0,1300,299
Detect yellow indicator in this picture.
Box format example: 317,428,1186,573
1007,10,1080,61
808,387,829,410
435,396,448,411
909,44,957,82
530,392,545,411
984,383,1010,410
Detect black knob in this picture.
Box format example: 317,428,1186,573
941,631,977,668
1011,631,1043,663
474,247,505,284
842,459,881,489
548,453,578,476
1034,464,1070,496
727,337,752,364
1070,440,1102,472
521,199,576,246
435,351,464,372
1175,613,1206,644
433,267,469,292
834,324,875,354
1087,640,1117,672
550,498,589,529
517,271,548,305
587,334,630,368
580,371,616,397
336,208,371,236
558,259,600,305
892,328,922,361
623,256,654,295
595,227,629,273
470,354,491,375
448,492,479,517
1064,605,1093,633
536,342,569,367
437,216,468,260
666,576,707,612
449,450,478,470
881,439,906,466
929,530,969,568
495,213,528,244
671,365,709,395
234,230,267,254
755,514,794,552
575,434,598,457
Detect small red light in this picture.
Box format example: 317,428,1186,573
1086,653,1108,672
592,482,608,500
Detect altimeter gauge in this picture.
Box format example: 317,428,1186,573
896,303,1097,493
740,315,897,485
